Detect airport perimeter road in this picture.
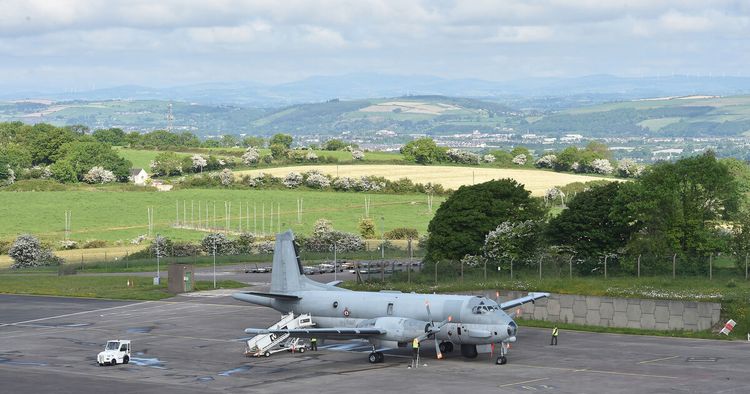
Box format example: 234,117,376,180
1,293,749,394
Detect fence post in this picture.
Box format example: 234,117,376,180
461,259,464,284
435,261,440,286
604,255,608,279
81,254,84,271
637,254,641,278
510,257,514,280
484,259,487,281
539,256,543,280
672,254,676,279
126,250,129,270
746,253,748,281
709,253,713,281
568,255,573,279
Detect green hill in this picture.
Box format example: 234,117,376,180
526,95,750,137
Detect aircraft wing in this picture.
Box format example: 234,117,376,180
500,292,550,310
245,327,385,340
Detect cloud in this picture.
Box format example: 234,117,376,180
0,0,748,89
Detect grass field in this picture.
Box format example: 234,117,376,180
0,275,245,300
235,164,612,195
0,188,443,246
115,148,403,170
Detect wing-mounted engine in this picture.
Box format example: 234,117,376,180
358,317,427,343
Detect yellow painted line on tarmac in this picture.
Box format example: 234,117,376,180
498,377,549,388
639,355,680,364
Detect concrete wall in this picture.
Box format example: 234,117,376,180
485,291,721,331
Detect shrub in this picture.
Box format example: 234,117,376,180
243,172,266,187
59,240,79,250
617,159,645,178
242,147,260,165
352,150,365,161
301,219,365,252
305,172,331,189
234,233,256,254
384,227,419,240
446,149,480,165
512,154,527,166
256,241,275,254
483,154,496,163
171,241,202,257
359,218,376,238
590,159,614,175
148,235,173,258
82,239,108,249
305,151,318,162
201,233,235,255
283,172,303,188
262,154,274,164
9,234,63,268
218,168,234,186
0,239,11,254
83,166,116,184
535,154,557,169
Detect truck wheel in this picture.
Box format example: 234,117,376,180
264,351,271,357
110,359,116,366
123,356,129,364
298,347,305,353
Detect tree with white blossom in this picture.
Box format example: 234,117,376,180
218,168,234,186
590,159,614,175
83,166,116,184
191,154,207,172
242,147,260,165
512,154,527,166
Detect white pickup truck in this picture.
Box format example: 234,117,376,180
97,340,131,366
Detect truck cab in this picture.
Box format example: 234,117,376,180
97,340,131,366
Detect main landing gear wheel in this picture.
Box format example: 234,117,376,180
439,342,454,354
368,352,384,363
496,356,507,365
460,344,478,359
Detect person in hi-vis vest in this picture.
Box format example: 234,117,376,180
412,337,420,365
550,326,559,346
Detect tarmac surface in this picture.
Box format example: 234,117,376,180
1,292,750,394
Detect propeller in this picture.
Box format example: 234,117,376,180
418,300,452,359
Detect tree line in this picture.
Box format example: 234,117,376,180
425,151,750,276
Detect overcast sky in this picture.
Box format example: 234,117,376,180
1,0,748,91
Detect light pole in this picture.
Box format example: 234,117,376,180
155,234,161,285
213,238,217,289
333,242,338,281
434,261,440,285
380,216,385,260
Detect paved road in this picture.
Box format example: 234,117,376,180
1,293,749,393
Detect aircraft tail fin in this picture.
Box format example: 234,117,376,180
270,230,339,293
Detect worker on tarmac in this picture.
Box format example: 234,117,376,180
412,337,420,367
311,337,318,351
550,326,559,346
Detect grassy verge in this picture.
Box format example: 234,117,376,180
517,318,727,340
0,275,246,300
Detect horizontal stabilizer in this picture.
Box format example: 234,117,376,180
233,291,301,301
325,280,344,287
500,292,550,310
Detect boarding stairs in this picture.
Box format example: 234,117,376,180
244,312,314,357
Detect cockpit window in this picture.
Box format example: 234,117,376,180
472,305,499,314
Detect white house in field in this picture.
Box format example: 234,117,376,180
129,168,150,185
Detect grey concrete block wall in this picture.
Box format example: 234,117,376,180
473,290,721,332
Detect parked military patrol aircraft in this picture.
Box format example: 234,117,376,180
234,230,548,365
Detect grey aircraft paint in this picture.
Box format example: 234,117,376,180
233,230,547,361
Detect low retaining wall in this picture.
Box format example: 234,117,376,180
484,291,721,331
